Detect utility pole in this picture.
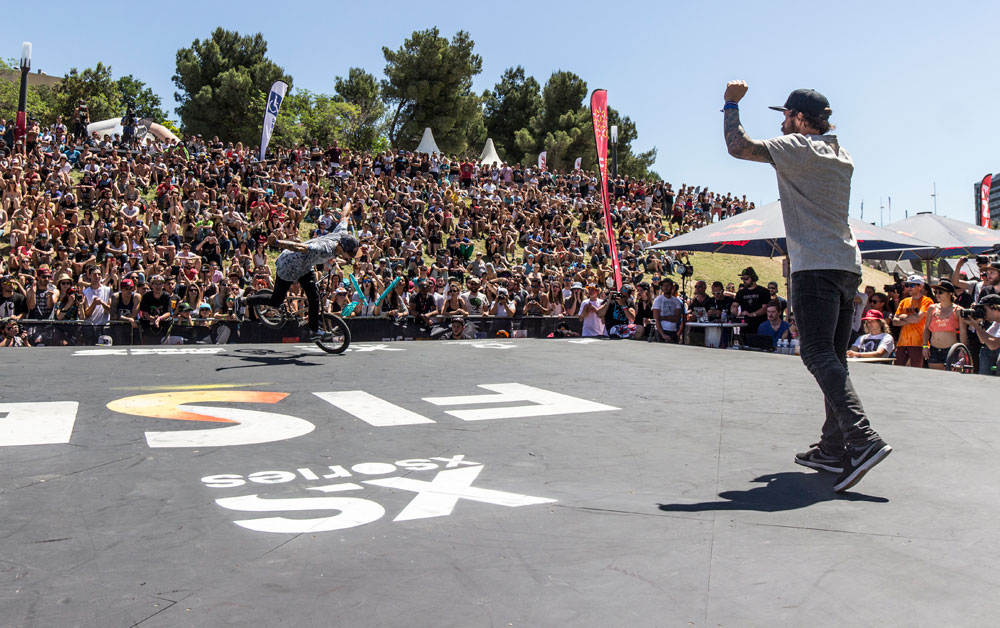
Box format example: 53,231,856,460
888,196,892,224
932,182,937,214
880,197,884,226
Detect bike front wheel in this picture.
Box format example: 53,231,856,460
251,290,285,329
316,313,351,354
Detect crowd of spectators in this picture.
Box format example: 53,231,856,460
0,111,759,344
1,112,997,375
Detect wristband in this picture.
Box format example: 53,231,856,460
723,101,739,111
922,345,930,349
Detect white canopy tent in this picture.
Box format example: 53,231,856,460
479,138,502,167
414,127,441,155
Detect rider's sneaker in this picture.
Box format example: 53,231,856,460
794,442,844,473
833,439,892,493
309,331,332,343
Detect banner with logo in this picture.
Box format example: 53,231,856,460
538,151,547,172
981,174,993,228
590,89,622,290
574,157,582,170
259,80,288,161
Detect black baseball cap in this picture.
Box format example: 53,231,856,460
769,89,832,118
980,294,1000,306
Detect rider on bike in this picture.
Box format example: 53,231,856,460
245,205,360,341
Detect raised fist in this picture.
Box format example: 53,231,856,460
724,80,749,103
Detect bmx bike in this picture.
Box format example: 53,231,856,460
249,271,351,354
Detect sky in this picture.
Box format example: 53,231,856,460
15,0,996,225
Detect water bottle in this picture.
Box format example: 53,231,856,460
777,339,786,354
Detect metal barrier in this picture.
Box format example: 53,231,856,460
11,316,585,347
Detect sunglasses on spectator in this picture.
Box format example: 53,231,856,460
903,282,922,288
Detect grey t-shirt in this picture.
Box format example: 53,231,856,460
275,221,349,281
761,133,861,275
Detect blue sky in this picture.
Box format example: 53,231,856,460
17,0,994,224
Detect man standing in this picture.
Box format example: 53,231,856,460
734,267,771,333
891,275,933,368
83,266,112,327
723,81,891,492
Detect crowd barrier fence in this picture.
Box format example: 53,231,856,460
11,316,585,347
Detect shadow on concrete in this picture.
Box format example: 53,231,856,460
215,348,328,371
658,472,889,513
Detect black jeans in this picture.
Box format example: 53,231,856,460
245,272,321,332
791,270,880,452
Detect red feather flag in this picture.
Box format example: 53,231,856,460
590,89,623,290
981,174,992,228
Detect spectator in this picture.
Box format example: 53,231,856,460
705,281,735,322
600,285,635,338
757,303,791,348
652,278,683,343
892,275,934,367
439,317,472,340
766,280,787,317
734,266,770,334
964,294,1000,375
82,265,112,326
633,282,655,340
922,280,966,370
578,284,606,337
846,310,895,358
0,317,31,347
0,274,29,319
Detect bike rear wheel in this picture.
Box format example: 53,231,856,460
945,343,975,373
316,313,351,354
251,290,285,329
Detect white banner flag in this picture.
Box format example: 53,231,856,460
574,157,582,170
260,80,288,161
538,151,547,172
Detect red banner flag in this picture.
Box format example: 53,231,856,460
981,174,992,228
590,89,622,290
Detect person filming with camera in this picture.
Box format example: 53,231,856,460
962,294,1000,375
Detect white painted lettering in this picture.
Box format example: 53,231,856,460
424,383,618,422
351,462,397,475
248,471,297,485
323,465,352,479
364,466,557,522
297,468,319,481
215,495,385,534
201,474,246,489
0,402,79,447
313,391,434,427
395,459,440,471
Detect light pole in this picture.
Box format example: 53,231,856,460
609,124,618,179
15,42,31,150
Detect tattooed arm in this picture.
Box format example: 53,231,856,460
723,80,773,164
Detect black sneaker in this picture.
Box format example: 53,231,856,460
794,443,844,473
833,439,892,493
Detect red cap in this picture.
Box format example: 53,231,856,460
861,310,884,321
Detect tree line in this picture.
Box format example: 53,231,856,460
0,27,657,179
